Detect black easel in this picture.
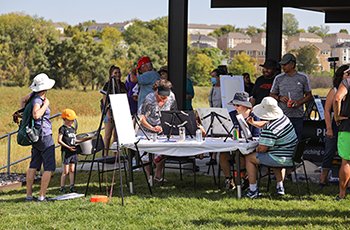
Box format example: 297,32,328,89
162,111,194,141
202,111,232,140
85,75,125,205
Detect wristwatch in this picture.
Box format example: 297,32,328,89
278,95,281,101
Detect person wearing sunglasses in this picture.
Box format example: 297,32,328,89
219,91,261,191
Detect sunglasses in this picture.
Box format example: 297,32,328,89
233,104,240,107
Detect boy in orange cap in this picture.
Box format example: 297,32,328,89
58,109,89,193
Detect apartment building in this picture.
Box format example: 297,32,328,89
189,34,217,48
331,42,350,66
324,33,350,46
288,32,323,43
187,23,223,36
251,32,288,54
217,32,251,51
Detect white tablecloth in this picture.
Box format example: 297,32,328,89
124,136,258,156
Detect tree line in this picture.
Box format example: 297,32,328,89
0,12,346,90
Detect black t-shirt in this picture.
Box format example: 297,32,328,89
59,125,76,156
245,82,254,95
339,79,350,132
251,75,275,105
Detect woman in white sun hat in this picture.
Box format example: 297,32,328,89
243,96,298,199
20,73,56,202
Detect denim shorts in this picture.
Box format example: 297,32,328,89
256,152,290,167
30,135,56,171
103,114,111,123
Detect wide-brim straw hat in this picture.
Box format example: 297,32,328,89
253,96,283,120
29,73,55,92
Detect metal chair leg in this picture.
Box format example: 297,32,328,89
293,163,302,201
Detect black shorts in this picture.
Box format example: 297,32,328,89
61,151,79,165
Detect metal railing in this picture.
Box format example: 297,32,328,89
0,113,76,173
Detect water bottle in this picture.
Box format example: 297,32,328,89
26,126,39,142
132,157,139,171
196,129,202,142
179,127,185,142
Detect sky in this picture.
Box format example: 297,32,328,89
1,0,350,34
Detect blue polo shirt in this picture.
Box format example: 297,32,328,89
137,70,161,110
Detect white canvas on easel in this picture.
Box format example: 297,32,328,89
197,107,233,136
220,75,245,113
109,94,136,145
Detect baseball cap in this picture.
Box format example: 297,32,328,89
279,53,296,65
136,56,151,70
62,109,78,120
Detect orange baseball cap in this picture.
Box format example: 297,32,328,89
136,56,151,70
62,109,78,120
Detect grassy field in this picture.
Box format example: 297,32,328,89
0,169,348,229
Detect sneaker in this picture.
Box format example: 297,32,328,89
70,186,77,193
243,189,261,199
316,183,328,188
59,187,68,193
154,177,167,182
225,178,236,190
37,197,54,202
275,187,285,196
25,196,37,202
335,195,346,201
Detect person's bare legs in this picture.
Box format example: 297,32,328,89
103,122,114,156
26,168,37,197
154,161,165,180
245,152,260,185
39,170,52,198
338,159,350,198
272,168,284,183
61,164,68,187
320,169,330,184
219,152,232,178
69,163,75,185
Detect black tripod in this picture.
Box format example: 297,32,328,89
163,111,194,141
203,111,232,140
85,75,125,204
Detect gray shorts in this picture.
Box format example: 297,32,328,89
256,152,290,167
62,151,79,165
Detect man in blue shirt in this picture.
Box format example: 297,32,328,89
130,56,162,112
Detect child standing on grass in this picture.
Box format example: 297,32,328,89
57,109,89,193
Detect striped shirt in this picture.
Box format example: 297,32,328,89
259,115,298,164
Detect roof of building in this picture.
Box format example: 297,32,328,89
331,42,350,48
312,42,331,50
288,41,330,50
289,32,322,39
52,23,64,28
251,32,266,38
189,34,217,42
326,33,350,39
188,23,223,29
87,22,130,29
219,32,251,39
231,43,265,51
191,42,215,49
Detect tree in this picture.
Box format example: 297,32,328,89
308,25,330,38
199,48,224,68
208,25,238,38
339,29,349,34
296,46,319,73
187,53,213,86
228,52,256,76
283,13,299,36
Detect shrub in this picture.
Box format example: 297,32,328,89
308,74,332,89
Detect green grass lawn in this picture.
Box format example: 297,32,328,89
0,169,349,229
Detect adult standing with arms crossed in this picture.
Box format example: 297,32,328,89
270,53,312,141
21,73,55,202
333,66,350,200
130,56,162,112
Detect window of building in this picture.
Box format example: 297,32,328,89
246,38,249,42
344,49,347,54
190,29,193,32
259,51,266,56
321,50,329,55
247,51,253,55
236,38,239,42
202,29,206,33
300,38,306,41
344,56,347,61
235,51,239,55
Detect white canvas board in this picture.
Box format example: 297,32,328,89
236,114,252,140
220,75,245,113
197,107,233,136
109,94,136,145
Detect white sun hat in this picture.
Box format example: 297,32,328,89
253,96,283,120
29,73,55,92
